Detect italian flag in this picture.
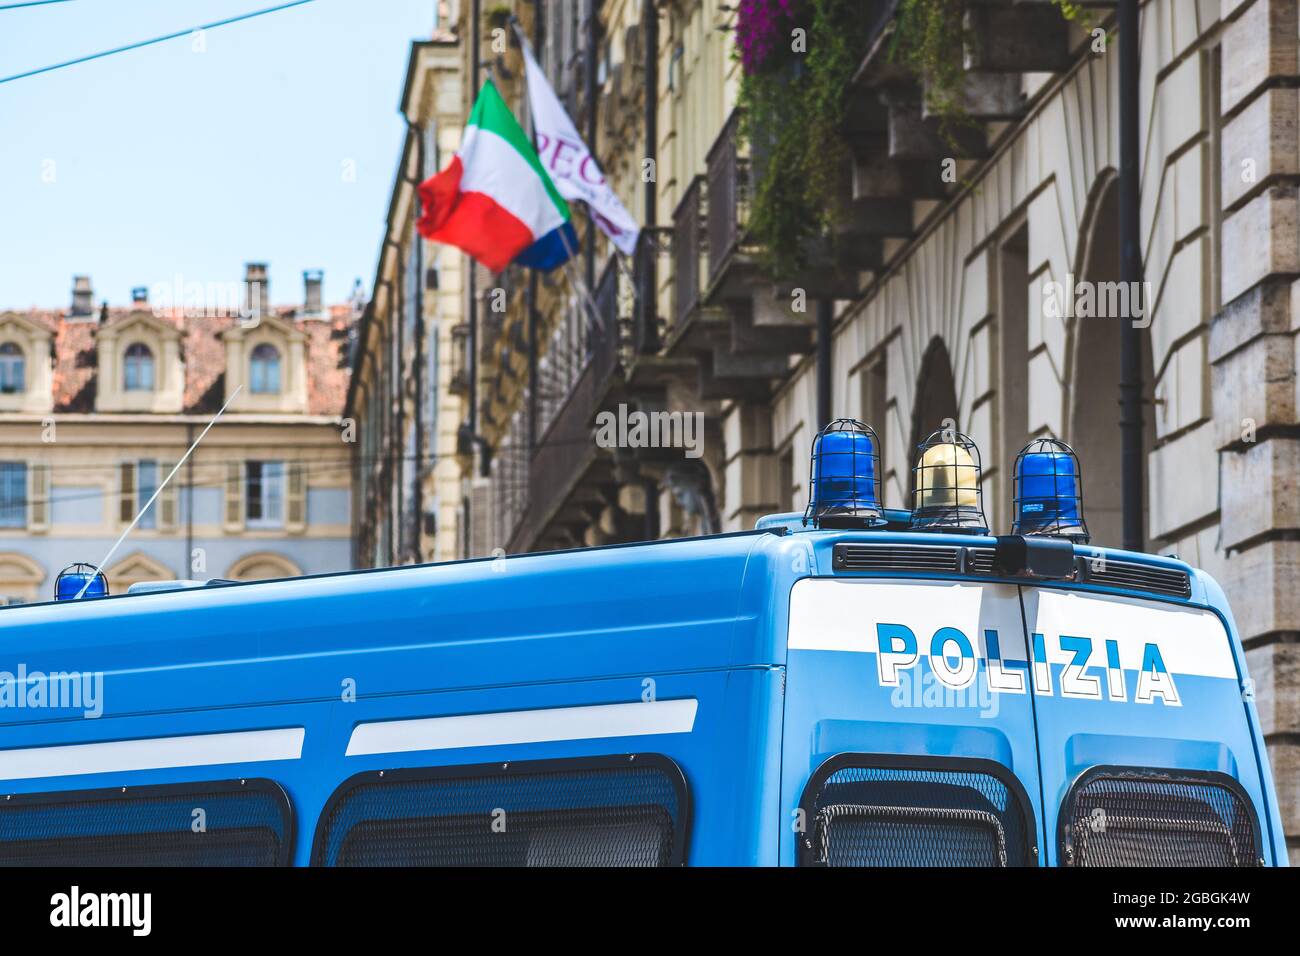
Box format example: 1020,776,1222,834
417,79,576,273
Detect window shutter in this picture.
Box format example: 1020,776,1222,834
286,462,306,532
469,480,492,558
225,461,243,530
28,463,49,532
158,461,178,529
119,462,135,524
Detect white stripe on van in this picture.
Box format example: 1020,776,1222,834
345,699,698,757
0,727,305,781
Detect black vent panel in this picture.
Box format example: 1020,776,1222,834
1082,558,1191,598
830,541,1192,599
0,779,292,867
833,543,960,573
799,755,1037,867
313,756,688,867
1061,768,1260,867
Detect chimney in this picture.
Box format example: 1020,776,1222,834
243,262,269,319
303,269,324,317
71,275,93,317
131,286,149,305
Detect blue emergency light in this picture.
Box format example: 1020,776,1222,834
803,418,885,528
54,563,109,601
1011,437,1090,542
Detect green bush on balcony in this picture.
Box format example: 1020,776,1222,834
737,0,874,277
889,0,969,130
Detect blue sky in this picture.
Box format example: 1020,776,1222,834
0,0,438,310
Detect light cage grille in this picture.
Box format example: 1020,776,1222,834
312,756,688,867
0,779,292,867
800,757,1036,867
1062,768,1260,867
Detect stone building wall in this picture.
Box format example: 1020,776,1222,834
749,0,1297,862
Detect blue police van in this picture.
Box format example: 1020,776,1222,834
0,422,1285,867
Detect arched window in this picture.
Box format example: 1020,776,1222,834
1068,178,1155,548
123,343,154,392
0,343,24,394
250,343,281,394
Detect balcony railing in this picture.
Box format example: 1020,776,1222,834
507,256,625,552
509,360,600,552
631,225,671,355
672,174,706,334
592,253,622,385
705,110,749,288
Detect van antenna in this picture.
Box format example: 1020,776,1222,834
76,385,245,599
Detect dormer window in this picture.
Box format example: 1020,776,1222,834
218,315,307,412
0,343,23,394
250,343,281,394
123,343,155,391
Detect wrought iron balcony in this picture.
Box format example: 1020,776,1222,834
506,255,627,553
672,175,706,336
704,110,752,298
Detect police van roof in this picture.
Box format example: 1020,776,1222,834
1,526,1219,718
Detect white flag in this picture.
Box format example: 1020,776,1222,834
521,39,641,257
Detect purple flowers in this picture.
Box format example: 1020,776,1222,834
736,0,805,74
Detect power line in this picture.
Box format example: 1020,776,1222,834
2,432,614,473
0,0,316,86
0,0,74,10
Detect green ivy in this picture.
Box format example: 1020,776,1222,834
738,0,873,277
889,0,970,135
739,0,1079,274
891,0,1086,131
484,4,512,30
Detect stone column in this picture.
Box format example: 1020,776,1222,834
1213,0,1300,864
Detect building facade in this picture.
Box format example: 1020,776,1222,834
0,266,355,601
346,28,468,568
352,1,1299,860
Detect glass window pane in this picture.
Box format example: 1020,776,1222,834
124,344,154,392
0,344,23,394
137,461,157,529
264,461,284,523
0,462,27,528
250,345,280,394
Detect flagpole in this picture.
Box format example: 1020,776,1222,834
640,0,659,353
525,5,542,453
583,0,598,336
467,0,482,453
511,18,608,349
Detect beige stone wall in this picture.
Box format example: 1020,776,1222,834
1213,0,1300,865
416,43,468,563
766,1,1221,544
0,415,350,593
0,314,54,415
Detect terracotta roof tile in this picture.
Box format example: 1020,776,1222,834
8,304,355,416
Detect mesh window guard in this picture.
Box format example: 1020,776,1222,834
1060,767,1261,867
312,755,690,867
798,754,1038,867
0,779,293,867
